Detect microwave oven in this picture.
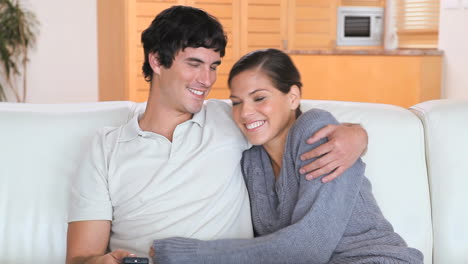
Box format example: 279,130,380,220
336,7,384,46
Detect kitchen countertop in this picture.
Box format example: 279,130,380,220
286,49,443,56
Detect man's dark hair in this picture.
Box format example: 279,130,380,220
141,5,227,82
228,48,303,117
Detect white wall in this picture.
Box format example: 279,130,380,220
17,0,98,103
439,2,468,99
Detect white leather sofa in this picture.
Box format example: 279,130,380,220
0,99,466,264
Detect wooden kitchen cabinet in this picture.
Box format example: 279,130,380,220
287,0,337,50
290,52,442,108
240,0,287,54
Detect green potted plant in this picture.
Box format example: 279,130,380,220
0,0,38,102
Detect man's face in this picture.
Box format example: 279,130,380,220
154,47,221,115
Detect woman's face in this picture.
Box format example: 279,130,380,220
229,69,299,146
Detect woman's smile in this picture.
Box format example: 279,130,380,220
245,120,265,130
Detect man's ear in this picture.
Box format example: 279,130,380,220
288,85,301,111
148,53,161,75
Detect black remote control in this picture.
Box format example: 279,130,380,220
122,257,149,264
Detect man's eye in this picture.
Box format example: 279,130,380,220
231,101,240,106
254,97,265,102
210,66,218,71
188,63,200,68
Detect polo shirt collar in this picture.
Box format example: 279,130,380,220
119,106,206,142
190,105,206,127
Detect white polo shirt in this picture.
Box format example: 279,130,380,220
69,99,253,258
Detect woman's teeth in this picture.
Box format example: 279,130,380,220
188,88,204,96
246,121,265,130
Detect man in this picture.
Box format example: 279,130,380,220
66,6,367,264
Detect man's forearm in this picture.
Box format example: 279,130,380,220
66,221,113,264
68,255,104,264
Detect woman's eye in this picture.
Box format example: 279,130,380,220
254,97,265,102
231,101,240,106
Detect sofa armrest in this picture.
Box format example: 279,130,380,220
411,99,468,264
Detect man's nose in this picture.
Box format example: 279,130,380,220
197,67,213,87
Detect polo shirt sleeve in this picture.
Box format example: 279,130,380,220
68,128,113,222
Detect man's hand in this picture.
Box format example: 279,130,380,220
299,123,368,183
76,250,134,264
66,221,136,264
101,250,134,264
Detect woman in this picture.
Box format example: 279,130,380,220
150,49,423,263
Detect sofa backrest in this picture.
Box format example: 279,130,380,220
0,102,137,264
0,100,433,263
411,99,468,264
300,100,433,262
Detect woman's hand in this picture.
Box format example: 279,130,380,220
150,245,163,264
299,123,368,183
149,246,155,259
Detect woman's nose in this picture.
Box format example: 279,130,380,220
240,103,255,119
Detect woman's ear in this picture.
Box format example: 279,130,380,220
288,85,301,111
148,53,161,75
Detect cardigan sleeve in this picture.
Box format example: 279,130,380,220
151,109,423,264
